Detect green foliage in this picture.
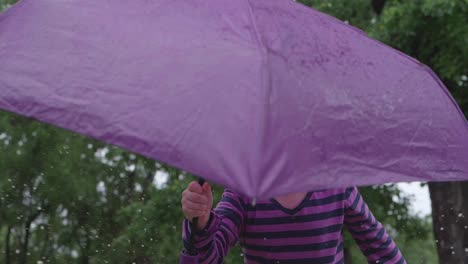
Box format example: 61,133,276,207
369,0,468,116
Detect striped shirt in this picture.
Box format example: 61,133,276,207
180,187,406,264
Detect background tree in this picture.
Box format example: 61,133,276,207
365,1,468,262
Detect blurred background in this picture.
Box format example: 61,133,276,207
0,0,467,263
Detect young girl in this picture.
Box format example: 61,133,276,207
180,181,406,263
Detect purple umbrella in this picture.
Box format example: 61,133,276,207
0,0,467,198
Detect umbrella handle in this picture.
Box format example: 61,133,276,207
187,178,206,256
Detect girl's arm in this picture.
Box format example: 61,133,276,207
181,189,244,263
344,187,406,264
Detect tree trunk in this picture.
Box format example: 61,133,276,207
5,226,11,264
429,182,468,264
127,170,136,203
80,235,91,264
371,0,386,15
20,210,42,264
462,183,468,264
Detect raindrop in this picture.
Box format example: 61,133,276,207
465,248,468,253
251,198,257,206
458,213,463,218
37,261,44,264
440,227,444,231
16,249,20,254
107,244,111,247
450,246,454,249
451,251,455,255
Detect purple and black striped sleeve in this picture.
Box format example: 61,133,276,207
181,189,244,263
344,187,407,264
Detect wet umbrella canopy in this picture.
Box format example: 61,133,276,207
0,0,467,198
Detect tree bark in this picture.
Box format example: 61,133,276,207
429,182,468,264
80,236,91,264
20,209,42,264
127,170,136,203
5,225,12,264
371,0,386,15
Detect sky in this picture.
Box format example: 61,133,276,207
397,182,432,217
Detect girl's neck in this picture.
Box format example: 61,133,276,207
274,192,307,210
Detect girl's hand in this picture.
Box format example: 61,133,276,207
181,181,213,230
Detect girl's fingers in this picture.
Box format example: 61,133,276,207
187,181,203,193
183,208,208,219
182,208,210,220
202,182,211,193
183,199,208,211
184,191,208,205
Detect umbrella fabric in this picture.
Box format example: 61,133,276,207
0,0,467,198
